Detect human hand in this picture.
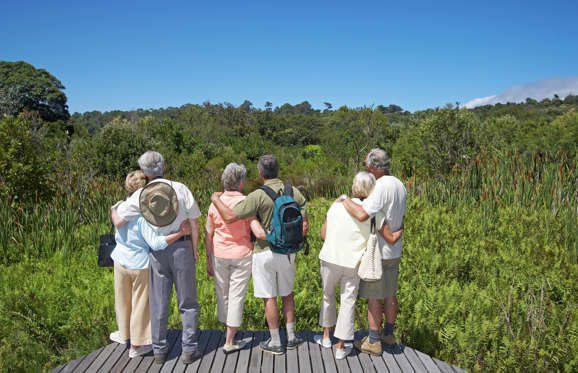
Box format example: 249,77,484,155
111,200,123,210
180,221,191,235
210,192,223,203
335,194,348,203
193,247,198,263
206,260,214,277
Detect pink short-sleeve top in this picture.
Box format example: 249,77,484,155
208,191,254,259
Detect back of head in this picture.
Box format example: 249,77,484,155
222,163,247,191
257,154,279,179
367,148,391,174
352,171,376,198
125,170,147,195
138,151,165,177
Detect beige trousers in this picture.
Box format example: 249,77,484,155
114,263,152,346
213,256,252,328
319,260,360,341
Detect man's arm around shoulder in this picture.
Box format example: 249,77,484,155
337,195,370,222
210,192,239,223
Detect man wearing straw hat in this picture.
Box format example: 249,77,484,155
113,151,202,365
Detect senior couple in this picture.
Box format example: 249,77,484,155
108,151,308,364
316,148,407,359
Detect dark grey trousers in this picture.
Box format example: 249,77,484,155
149,240,199,354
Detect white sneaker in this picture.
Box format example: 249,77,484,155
335,345,352,360
129,345,153,358
109,331,128,344
313,335,332,348
222,340,248,354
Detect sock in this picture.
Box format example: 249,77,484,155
383,322,395,336
286,322,296,341
269,329,281,346
369,329,380,344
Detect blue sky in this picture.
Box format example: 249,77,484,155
1,0,577,113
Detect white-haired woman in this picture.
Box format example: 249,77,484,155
315,172,403,359
109,170,191,358
205,163,266,353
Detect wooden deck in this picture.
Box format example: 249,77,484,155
49,330,467,373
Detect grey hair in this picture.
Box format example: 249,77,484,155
367,148,391,173
221,163,247,191
352,171,376,198
257,154,279,179
138,151,165,177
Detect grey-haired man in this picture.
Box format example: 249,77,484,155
337,148,406,355
112,151,202,364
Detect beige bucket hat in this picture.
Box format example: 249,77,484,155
139,181,179,227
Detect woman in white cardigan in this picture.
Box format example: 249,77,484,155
316,171,403,359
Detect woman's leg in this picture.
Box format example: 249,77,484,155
129,267,152,347
114,263,132,341
334,265,360,343
319,261,339,331
225,256,252,345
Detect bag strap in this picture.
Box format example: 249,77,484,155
370,216,376,234
283,183,293,197
260,185,279,201
109,223,115,235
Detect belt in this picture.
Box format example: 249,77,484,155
177,235,192,242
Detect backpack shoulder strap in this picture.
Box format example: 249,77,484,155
283,183,293,197
260,185,279,201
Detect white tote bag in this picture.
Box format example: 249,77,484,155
357,217,382,281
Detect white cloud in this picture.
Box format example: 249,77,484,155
463,76,578,109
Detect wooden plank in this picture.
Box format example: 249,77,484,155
97,343,128,373
370,354,389,373
307,331,327,373
159,330,183,373
248,331,266,373
182,329,212,373
296,331,312,373
196,330,223,373
86,343,119,372
274,330,287,373
344,344,363,373
71,346,105,372
233,331,254,373
320,336,337,372
210,330,229,373
403,346,427,373
451,365,469,373
109,343,131,373
392,345,415,373
49,365,65,373
431,358,456,373
61,354,87,373
382,350,402,373
286,331,299,373
353,331,376,373
146,329,180,373
261,330,274,373
414,349,442,373
332,344,351,373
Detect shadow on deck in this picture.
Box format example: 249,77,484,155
49,329,468,373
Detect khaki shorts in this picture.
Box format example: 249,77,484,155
358,258,400,299
252,250,296,298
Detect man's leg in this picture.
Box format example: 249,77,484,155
149,251,173,356
263,297,281,346
380,258,400,348
172,243,199,353
367,298,382,343
278,253,299,346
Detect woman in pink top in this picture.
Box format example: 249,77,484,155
205,163,265,353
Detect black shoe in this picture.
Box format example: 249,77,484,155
286,336,304,350
259,339,286,355
154,353,166,364
181,350,203,364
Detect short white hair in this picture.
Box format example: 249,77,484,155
138,151,164,177
352,171,375,198
367,148,390,172
221,163,246,191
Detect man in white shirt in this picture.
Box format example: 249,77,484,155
337,148,407,355
113,151,202,365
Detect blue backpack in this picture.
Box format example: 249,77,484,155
260,183,308,256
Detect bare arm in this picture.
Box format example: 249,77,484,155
164,221,191,246
189,218,199,262
320,220,327,241
250,219,267,240
204,215,215,277
337,195,370,222
210,192,239,223
110,201,128,228
302,216,309,236
379,223,403,245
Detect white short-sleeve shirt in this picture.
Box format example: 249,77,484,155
362,175,407,259
116,178,201,235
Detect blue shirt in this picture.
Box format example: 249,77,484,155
111,215,169,270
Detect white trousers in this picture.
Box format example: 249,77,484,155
213,255,252,327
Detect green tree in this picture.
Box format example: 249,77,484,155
0,61,70,122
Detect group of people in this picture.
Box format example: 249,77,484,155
108,148,406,365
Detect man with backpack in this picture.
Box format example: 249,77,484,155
210,154,309,355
